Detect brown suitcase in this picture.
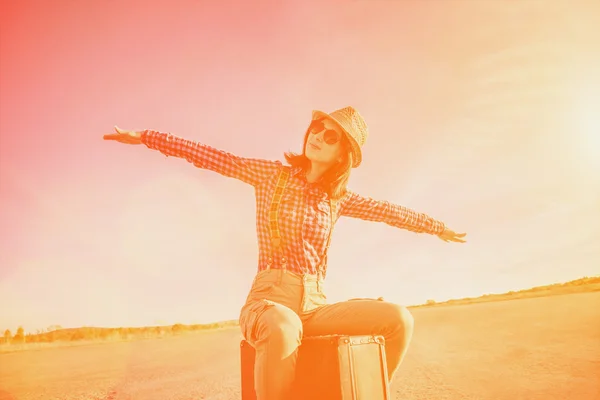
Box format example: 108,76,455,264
240,334,391,400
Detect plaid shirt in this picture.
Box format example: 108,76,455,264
141,130,446,277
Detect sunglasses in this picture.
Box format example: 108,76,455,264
309,119,343,145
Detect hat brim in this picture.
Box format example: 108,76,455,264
312,110,362,168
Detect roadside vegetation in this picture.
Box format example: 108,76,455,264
415,276,600,308
0,321,238,353
2,276,598,353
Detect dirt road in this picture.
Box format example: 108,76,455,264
1,291,599,400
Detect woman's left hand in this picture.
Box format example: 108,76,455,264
438,227,467,243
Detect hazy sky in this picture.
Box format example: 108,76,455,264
1,0,599,334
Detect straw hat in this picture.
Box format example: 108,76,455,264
311,106,369,168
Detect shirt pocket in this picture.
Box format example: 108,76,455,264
278,191,300,231
314,200,333,230
303,199,332,246
301,285,327,313
250,279,276,299
239,299,275,343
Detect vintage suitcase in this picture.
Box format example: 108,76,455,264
240,334,391,400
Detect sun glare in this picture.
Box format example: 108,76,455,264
572,86,600,175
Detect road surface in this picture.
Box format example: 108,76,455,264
1,291,599,400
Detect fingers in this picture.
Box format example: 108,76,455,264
103,133,128,141
443,238,465,243
103,132,137,143
103,126,134,141
439,231,467,243
450,235,467,243
451,233,467,243
438,228,467,244
103,126,124,140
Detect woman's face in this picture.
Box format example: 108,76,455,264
304,117,345,167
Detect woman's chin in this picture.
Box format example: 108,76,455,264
305,150,332,165
306,154,322,164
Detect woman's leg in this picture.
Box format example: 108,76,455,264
240,299,303,400
301,299,415,381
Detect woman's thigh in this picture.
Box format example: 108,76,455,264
301,298,411,337
240,299,303,345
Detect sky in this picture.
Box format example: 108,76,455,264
0,0,599,334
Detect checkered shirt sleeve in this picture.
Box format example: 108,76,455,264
140,130,280,187
339,190,446,235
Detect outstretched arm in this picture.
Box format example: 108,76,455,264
339,191,466,242
104,126,280,187
141,130,280,186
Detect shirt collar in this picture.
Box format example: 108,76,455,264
289,165,304,177
288,165,329,199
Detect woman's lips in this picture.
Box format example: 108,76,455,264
309,143,320,150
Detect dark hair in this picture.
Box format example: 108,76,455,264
283,126,353,200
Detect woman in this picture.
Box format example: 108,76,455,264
104,106,466,400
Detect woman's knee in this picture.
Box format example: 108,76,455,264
258,303,303,345
383,302,414,334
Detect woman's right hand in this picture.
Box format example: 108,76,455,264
103,126,142,145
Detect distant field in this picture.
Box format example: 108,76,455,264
411,281,600,308
1,291,598,400
3,279,599,356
